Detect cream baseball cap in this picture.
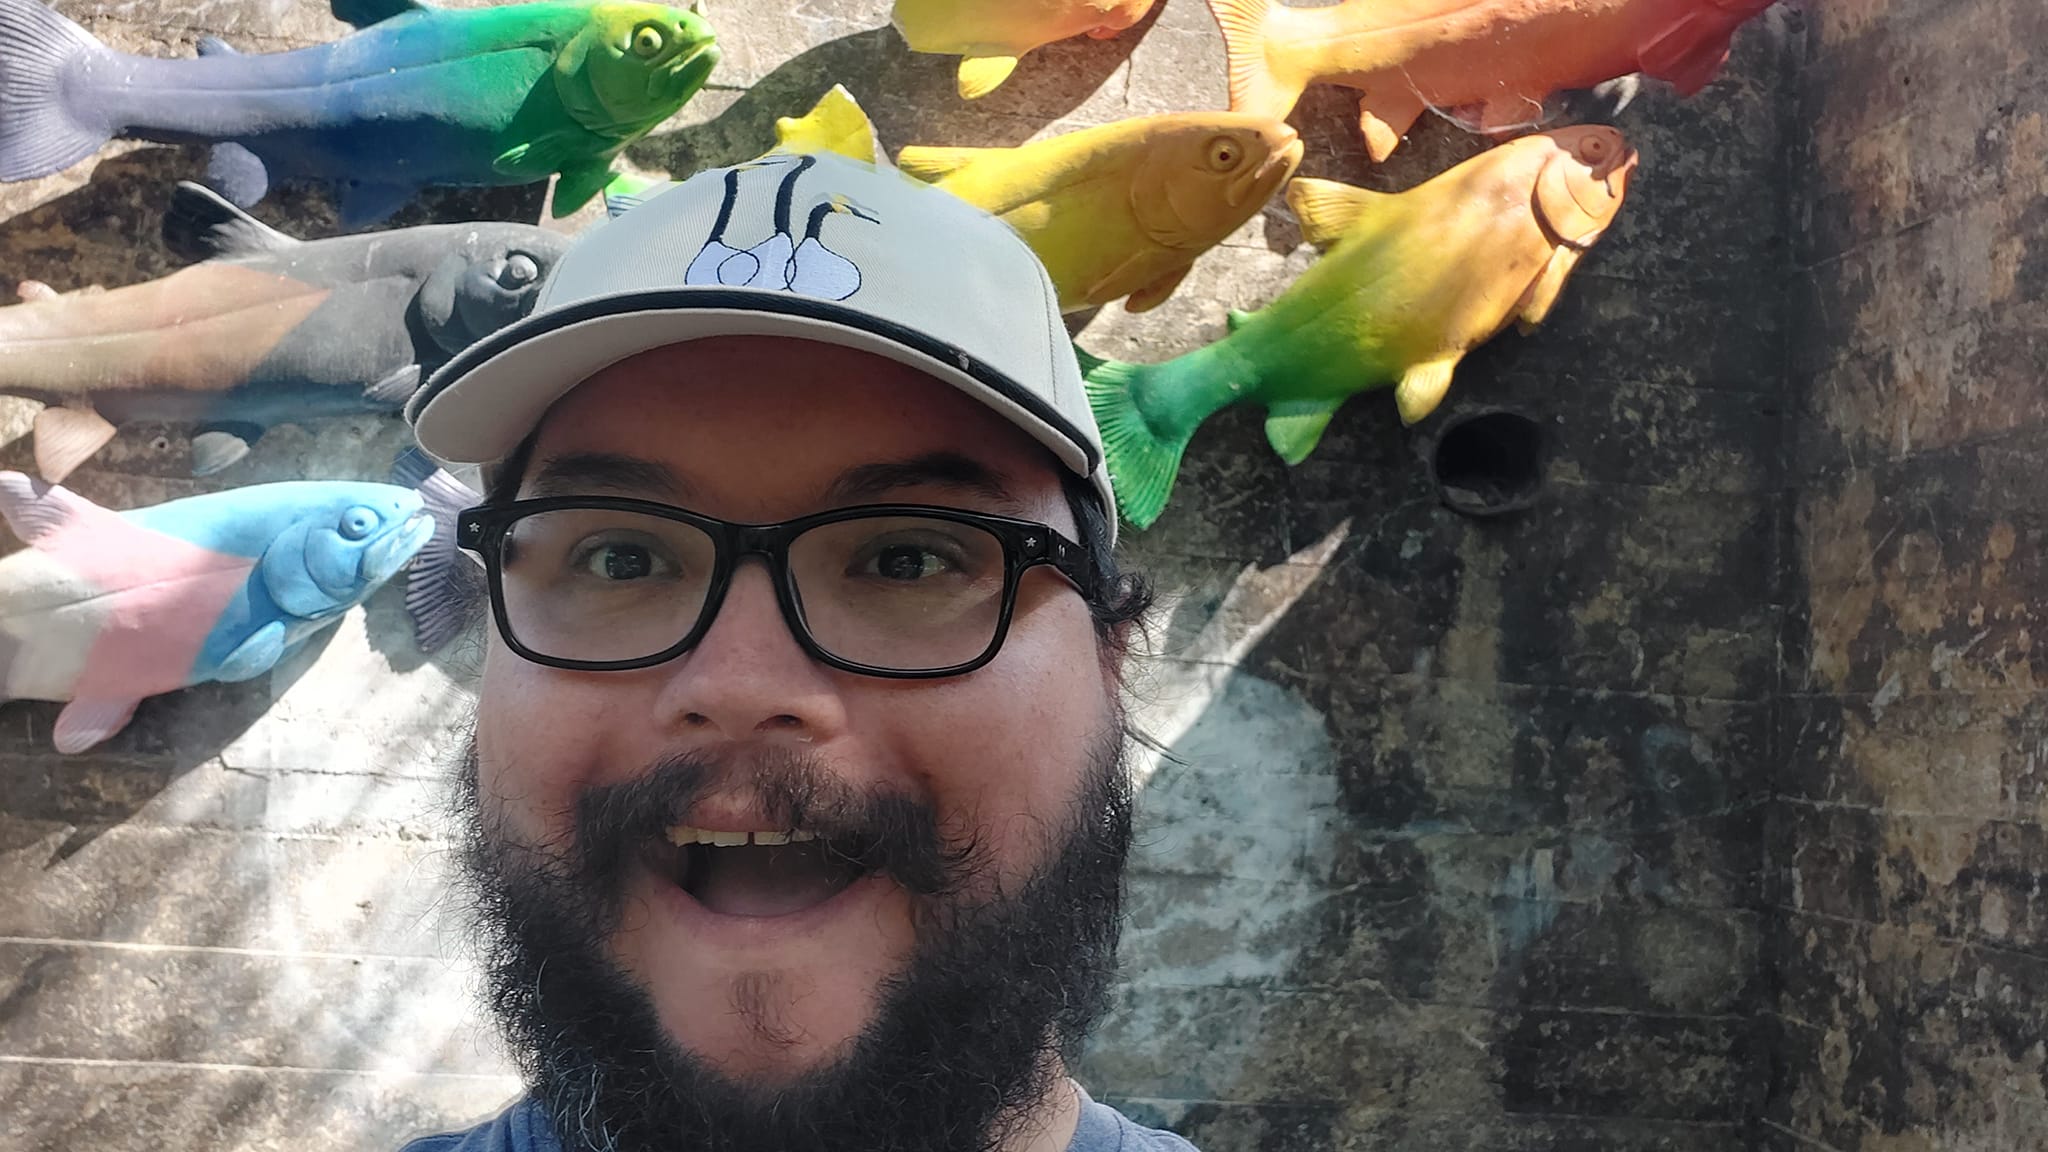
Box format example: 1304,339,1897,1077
405,151,1116,542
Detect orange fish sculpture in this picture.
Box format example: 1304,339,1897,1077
893,0,1159,98
1209,0,1776,161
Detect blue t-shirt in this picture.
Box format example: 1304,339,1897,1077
401,1087,1198,1151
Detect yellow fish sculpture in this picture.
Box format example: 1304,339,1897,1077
898,112,1303,313
1081,126,1637,527
893,0,1159,98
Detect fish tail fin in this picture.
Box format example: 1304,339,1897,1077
1207,0,1303,119
393,448,484,653
0,0,112,182
0,467,103,546
1078,348,1191,531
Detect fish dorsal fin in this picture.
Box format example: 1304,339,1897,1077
0,469,114,548
774,84,880,165
1287,178,1384,250
956,56,1019,100
1226,308,1256,333
163,181,296,262
895,145,986,183
330,0,425,28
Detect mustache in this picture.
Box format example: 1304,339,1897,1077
571,745,991,899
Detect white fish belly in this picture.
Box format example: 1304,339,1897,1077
0,549,107,701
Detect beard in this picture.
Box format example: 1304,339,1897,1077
450,727,1133,1152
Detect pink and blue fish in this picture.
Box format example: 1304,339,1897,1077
0,468,459,753
0,0,720,224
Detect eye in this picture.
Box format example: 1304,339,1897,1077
631,24,664,57
1206,136,1244,171
339,506,379,541
571,536,674,582
1579,135,1610,162
497,253,539,289
847,532,973,583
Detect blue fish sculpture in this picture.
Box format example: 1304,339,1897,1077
0,470,442,752
0,0,720,225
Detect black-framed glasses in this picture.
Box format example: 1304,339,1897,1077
456,497,1099,678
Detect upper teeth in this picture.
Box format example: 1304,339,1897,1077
666,826,817,846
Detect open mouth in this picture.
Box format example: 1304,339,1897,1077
653,824,876,919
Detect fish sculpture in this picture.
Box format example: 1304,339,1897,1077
0,0,720,224
897,112,1303,313
1208,0,1774,161
0,471,438,753
0,181,571,483
892,0,1158,99
1082,126,1637,528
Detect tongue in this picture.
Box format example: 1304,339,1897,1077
687,841,860,918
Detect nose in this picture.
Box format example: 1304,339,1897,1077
649,560,849,744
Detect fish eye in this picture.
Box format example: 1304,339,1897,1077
498,253,540,289
1579,135,1610,161
631,24,664,57
339,506,379,541
1206,136,1244,171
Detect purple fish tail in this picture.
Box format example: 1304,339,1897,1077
0,0,113,181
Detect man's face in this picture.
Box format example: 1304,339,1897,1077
461,336,1130,1148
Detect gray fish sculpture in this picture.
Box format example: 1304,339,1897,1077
0,182,571,482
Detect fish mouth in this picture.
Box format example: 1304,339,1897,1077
362,511,434,585
1229,133,1305,207
658,39,720,92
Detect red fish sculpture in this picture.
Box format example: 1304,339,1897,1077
1208,0,1776,161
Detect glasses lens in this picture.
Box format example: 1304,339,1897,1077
790,514,1009,671
495,507,716,664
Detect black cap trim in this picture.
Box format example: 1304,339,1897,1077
412,287,1101,472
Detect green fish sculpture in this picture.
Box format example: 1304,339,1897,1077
1081,126,1638,529
0,0,719,224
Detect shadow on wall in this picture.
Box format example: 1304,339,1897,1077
626,15,1160,175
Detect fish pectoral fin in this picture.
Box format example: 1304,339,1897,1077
189,427,261,477
1358,93,1426,164
363,365,423,406
162,180,294,262
551,161,619,218
214,621,289,683
329,0,425,29
1264,399,1343,466
401,456,487,654
337,183,416,229
204,143,271,209
894,145,985,183
1286,177,1383,250
1122,264,1191,314
956,55,1020,100
1395,358,1460,425
1515,247,1585,331
53,695,142,755
32,404,117,484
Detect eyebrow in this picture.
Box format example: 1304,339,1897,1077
523,452,692,500
824,452,1026,513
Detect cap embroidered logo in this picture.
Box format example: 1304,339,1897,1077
682,155,882,301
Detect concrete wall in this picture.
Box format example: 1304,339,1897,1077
1767,0,2048,1148
0,1,1806,1149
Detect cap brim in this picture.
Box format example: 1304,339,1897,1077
409,288,1114,530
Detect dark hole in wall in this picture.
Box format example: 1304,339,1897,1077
1429,410,1548,517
